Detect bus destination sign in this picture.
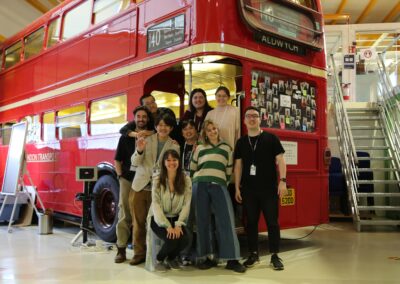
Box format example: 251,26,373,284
254,31,306,56
147,14,185,54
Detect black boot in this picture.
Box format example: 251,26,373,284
114,246,126,263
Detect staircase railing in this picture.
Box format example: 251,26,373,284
329,54,360,220
376,53,400,182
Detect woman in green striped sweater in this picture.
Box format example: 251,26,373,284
190,120,246,273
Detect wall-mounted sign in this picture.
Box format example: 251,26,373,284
343,54,355,69
147,14,185,54
281,141,298,165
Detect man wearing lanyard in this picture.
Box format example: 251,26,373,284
234,106,288,270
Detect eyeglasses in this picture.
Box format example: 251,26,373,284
245,114,260,119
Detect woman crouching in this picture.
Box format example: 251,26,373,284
146,149,192,272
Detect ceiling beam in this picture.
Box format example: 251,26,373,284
0,34,6,43
331,0,348,25
356,0,378,24
383,1,400,22
48,0,63,7
25,0,49,14
324,14,350,23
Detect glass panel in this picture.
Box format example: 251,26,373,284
43,112,56,141
93,0,130,24
0,122,15,145
90,95,127,135
4,41,22,69
62,0,92,40
57,105,86,139
22,115,41,143
24,27,45,60
47,17,61,48
250,69,316,132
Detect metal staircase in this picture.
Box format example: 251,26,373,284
330,54,400,231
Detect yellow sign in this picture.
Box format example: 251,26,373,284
280,187,295,206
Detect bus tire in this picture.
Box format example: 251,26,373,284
91,175,119,242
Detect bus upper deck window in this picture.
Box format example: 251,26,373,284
93,0,130,24
0,123,15,145
4,41,22,69
62,1,92,40
47,17,61,48
24,27,45,60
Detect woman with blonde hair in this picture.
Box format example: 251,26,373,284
190,120,246,273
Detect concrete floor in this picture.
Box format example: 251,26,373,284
0,221,399,284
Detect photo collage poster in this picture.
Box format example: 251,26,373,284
250,70,317,132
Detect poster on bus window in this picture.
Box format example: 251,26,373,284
250,70,316,132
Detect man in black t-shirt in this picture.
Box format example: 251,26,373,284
234,106,287,271
114,106,152,264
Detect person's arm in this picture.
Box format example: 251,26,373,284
190,146,199,177
175,176,192,227
226,146,233,184
114,160,122,177
234,158,243,203
151,178,172,228
119,121,136,137
276,154,288,198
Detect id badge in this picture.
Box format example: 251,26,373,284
184,170,191,177
152,167,160,178
250,164,256,176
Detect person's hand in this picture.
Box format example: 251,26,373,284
174,226,183,238
172,139,179,145
278,181,288,198
136,137,147,152
166,227,175,239
235,188,242,203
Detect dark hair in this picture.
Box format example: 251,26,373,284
181,119,196,130
159,149,186,195
139,93,155,105
215,86,230,97
133,106,153,130
188,88,213,113
155,113,176,128
244,106,261,115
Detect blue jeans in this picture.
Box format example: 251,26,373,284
193,182,240,261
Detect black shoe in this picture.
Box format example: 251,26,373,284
243,252,260,268
225,260,246,273
197,258,217,270
270,254,284,270
166,258,181,270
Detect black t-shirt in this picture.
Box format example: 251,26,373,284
114,135,136,182
181,143,194,172
234,131,285,193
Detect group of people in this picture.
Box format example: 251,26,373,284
113,86,288,273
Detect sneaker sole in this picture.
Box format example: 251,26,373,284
244,261,260,268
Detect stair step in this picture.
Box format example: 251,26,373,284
357,157,392,161
356,146,389,150
358,206,400,211
359,219,400,226
348,116,380,120
346,108,379,112
358,168,400,172
353,136,385,139
357,192,400,197
351,126,383,130
358,180,400,184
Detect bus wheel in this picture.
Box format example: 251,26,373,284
91,175,119,242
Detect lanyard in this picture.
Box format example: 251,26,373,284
182,142,194,171
247,131,262,163
193,115,202,132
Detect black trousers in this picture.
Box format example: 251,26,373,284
150,216,189,261
242,190,280,254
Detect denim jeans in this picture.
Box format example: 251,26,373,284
192,182,240,261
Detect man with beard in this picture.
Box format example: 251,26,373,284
114,106,153,264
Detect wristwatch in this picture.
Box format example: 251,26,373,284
280,178,287,183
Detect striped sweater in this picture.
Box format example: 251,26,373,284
190,141,233,186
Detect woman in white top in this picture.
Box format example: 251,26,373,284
147,149,192,272
205,86,240,149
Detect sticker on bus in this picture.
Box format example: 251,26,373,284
281,187,295,206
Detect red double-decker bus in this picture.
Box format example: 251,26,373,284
0,0,328,241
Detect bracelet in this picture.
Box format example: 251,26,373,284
280,178,287,183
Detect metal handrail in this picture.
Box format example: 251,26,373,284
330,54,360,220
